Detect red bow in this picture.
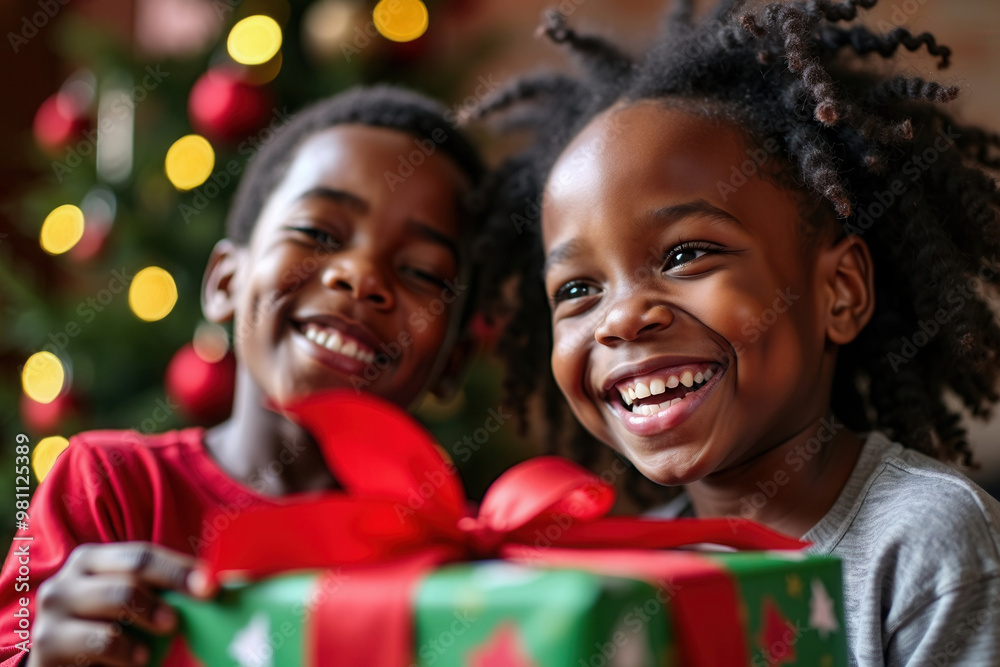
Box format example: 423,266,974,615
203,391,807,666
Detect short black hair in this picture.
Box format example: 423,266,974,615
226,84,486,245
477,0,1000,495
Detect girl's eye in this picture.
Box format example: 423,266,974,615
553,281,600,304
662,241,718,271
287,227,341,250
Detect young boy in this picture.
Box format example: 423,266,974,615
1,85,488,667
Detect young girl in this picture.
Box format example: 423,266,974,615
1,85,489,666
479,1,1000,664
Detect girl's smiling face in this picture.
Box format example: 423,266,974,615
541,101,844,485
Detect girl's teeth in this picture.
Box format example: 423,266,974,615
341,340,357,357
670,397,682,406
315,330,328,346
305,328,318,342
623,392,633,406
650,378,666,395
680,371,694,388
694,371,704,384
705,368,714,380
325,330,343,352
635,382,651,399
666,375,679,389
628,387,637,401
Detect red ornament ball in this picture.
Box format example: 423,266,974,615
166,343,236,425
188,69,272,143
20,391,79,435
33,92,89,154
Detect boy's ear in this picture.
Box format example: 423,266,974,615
202,239,244,324
429,329,480,402
821,235,875,345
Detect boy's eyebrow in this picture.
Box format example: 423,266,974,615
294,187,369,212
641,199,747,232
407,220,460,263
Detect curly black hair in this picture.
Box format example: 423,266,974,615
474,0,1000,500
225,84,486,245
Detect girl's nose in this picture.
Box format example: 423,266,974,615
594,293,674,344
321,255,394,309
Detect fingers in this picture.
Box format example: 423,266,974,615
33,618,152,667
42,574,177,636
68,543,209,596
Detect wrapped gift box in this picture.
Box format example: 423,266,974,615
152,552,846,666
147,391,847,666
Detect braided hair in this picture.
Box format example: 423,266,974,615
475,0,1000,498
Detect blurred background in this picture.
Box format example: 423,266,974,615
1,0,999,547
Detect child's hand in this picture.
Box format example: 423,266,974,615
26,542,213,667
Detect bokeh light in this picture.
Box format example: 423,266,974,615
39,204,85,255
22,351,66,404
227,15,283,65
373,0,429,42
129,266,178,322
33,436,70,483
165,135,215,191
193,320,230,363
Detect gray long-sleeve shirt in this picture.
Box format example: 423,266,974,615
646,430,1000,666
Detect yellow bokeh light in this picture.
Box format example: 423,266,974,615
129,266,178,322
21,352,65,404
373,0,428,42
228,15,283,65
33,436,70,483
40,204,85,255
165,135,215,191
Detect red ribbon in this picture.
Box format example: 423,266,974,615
203,391,808,666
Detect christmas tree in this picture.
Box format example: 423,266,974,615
2,0,531,547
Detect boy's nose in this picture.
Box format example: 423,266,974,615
594,297,674,344
320,258,393,309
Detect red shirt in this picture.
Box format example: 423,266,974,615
0,428,305,665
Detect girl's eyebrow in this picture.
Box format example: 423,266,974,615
543,238,586,277
640,199,747,233
407,220,459,263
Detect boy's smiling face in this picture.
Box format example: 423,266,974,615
208,124,472,409
542,101,849,485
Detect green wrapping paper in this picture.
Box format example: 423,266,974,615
150,552,846,666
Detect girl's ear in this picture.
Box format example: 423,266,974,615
202,239,244,324
822,235,876,345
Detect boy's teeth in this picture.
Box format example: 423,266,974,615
680,371,694,388
650,378,666,395
635,382,651,399
705,368,714,380
614,364,722,413
666,375,679,389
694,371,704,384
628,387,637,401
303,324,375,364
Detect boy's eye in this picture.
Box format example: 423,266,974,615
287,226,342,250
662,241,718,271
553,281,600,304
402,267,448,287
